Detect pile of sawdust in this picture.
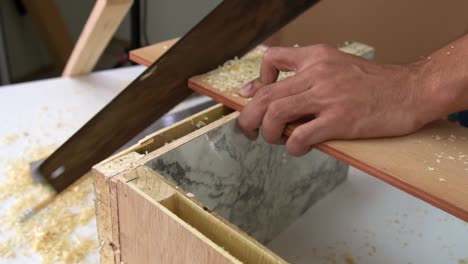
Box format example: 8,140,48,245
201,48,295,92
0,145,98,263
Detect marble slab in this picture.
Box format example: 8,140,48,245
145,119,348,244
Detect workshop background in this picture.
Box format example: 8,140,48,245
1,0,468,84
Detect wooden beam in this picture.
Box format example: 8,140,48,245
129,37,179,66
62,0,133,76
22,0,73,69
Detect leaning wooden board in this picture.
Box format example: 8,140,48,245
129,41,468,221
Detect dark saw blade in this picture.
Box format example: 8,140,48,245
34,0,320,192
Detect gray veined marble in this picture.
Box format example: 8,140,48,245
145,119,348,244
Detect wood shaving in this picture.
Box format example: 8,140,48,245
439,178,446,182
201,50,295,93
0,145,98,263
195,120,206,128
427,167,435,171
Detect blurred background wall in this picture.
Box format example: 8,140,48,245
1,0,467,83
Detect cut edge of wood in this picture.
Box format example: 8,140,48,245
93,151,143,264
139,111,240,165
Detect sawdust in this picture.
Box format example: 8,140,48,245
0,133,20,147
0,145,98,263
201,48,295,93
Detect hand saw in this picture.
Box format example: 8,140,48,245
32,0,320,193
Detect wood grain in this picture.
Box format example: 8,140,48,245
116,168,239,264
121,166,286,264
93,151,143,264
63,0,133,76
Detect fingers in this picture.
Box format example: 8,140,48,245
286,117,335,156
261,92,318,144
240,47,302,98
238,74,312,140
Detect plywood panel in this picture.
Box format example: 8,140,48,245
116,171,239,264
124,166,286,264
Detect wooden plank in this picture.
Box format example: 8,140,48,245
186,48,468,222
322,121,468,221
121,166,286,264
23,0,74,69
116,168,239,264
63,0,133,76
129,38,179,66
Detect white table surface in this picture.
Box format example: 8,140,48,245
0,66,466,263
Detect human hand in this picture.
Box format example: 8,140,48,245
238,44,446,156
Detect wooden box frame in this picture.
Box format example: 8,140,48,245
93,105,296,263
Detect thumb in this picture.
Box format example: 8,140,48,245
240,47,300,97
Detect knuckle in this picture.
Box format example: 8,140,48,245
267,102,285,121
255,87,272,105
312,61,334,75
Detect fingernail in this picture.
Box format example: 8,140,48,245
240,82,252,97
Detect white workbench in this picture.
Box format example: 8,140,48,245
0,66,466,263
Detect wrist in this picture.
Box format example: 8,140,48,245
415,57,468,119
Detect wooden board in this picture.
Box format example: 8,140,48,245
63,0,133,76
93,104,289,263
128,40,468,221
116,168,239,264
187,55,468,222
129,38,179,66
